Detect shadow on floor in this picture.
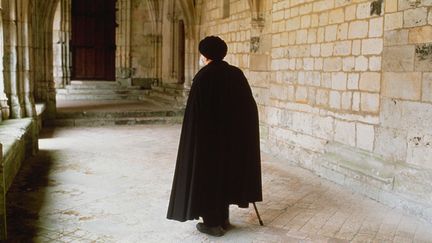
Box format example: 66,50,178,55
6,149,55,242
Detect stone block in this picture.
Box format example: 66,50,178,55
332,72,347,90
324,57,342,71
312,115,334,140
384,12,403,30
315,58,323,70
249,54,270,71
404,7,428,28
369,56,382,71
380,98,432,134
423,73,432,102
343,56,355,71
359,72,381,92
303,58,314,71
341,91,352,110
307,28,317,43
321,43,334,57
408,26,432,44
345,4,357,21
286,17,301,31
329,90,341,109
266,107,282,126
362,38,383,55
311,44,321,57
301,15,311,29
317,27,325,43
383,72,422,100
329,8,345,24
356,123,375,151
353,92,360,111
369,17,384,37
325,25,338,42
348,20,369,39
406,132,432,169
334,119,356,146
322,73,332,88
311,14,319,27
296,29,308,44
352,40,361,55
385,0,398,13
292,112,313,135
384,29,409,46
356,2,370,19
355,56,368,71
382,46,415,71
415,44,432,71
348,73,360,90
361,92,380,113
334,41,352,56
337,23,349,40
270,84,289,101
316,89,329,106
295,86,308,103
374,126,407,162
429,8,432,24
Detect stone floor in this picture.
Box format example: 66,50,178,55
6,125,432,242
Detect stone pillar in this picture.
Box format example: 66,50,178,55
53,0,71,88
3,0,25,118
0,3,10,121
19,0,36,117
116,0,133,83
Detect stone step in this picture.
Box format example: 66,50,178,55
46,116,183,127
56,93,149,101
152,85,190,96
56,89,150,95
56,109,184,119
69,81,119,89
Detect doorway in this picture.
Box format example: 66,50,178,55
71,0,116,81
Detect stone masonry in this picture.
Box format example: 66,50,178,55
197,0,432,223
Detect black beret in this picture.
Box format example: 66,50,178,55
198,36,228,61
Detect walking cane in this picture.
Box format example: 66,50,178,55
252,202,264,226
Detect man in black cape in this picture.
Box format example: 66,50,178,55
167,36,262,237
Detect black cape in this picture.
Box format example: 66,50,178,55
167,60,262,222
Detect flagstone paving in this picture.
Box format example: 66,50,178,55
6,125,432,242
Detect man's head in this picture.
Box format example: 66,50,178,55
198,36,228,62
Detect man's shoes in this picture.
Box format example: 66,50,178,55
196,223,225,237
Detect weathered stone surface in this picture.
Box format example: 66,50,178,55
403,7,428,28
408,25,432,44
384,12,403,30
361,92,380,113
384,29,409,46
374,126,408,162
423,73,432,102
356,123,375,151
406,132,432,169
359,72,381,92
383,72,422,100
382,46,415,71
334,119,356,146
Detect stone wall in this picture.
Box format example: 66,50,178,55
198,0,432,222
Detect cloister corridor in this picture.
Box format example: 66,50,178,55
6,123,432,242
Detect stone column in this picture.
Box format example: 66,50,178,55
0,4,10,121
19,0,36,117
53,0,71,88
116,0,133,84
3,0,25,118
